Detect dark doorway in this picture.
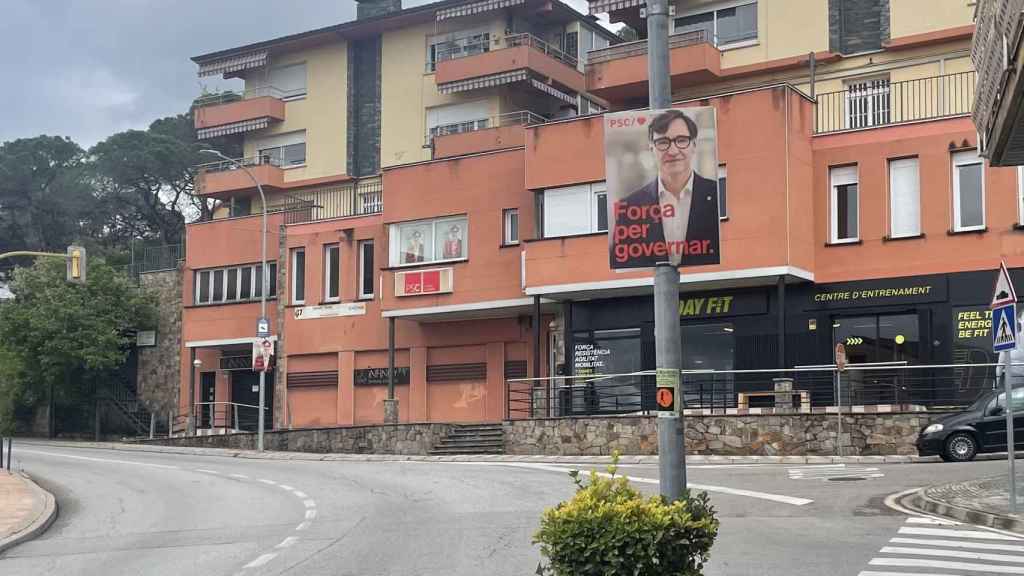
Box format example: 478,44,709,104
833,313,920,405
230,371,274,431
199,372,216,429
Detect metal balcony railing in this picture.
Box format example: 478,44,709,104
193,85,304,108
586,30,708,65
430,33,491,71
196,154,283,174
504,33,578,68
277,176,383,225
426,110,547,144
815,71,977,134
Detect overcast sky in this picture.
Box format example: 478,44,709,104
0,0,599,149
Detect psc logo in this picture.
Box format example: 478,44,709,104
607,116,648,129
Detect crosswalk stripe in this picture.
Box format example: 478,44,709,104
859,571,962,576
905,517,958,525
890,537,1024,553
898,527,1024,541
869,557,1024,573
880,545,1024,564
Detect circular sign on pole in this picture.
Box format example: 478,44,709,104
656,387,675,410
835,342,847,372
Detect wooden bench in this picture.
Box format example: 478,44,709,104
737,390,810,411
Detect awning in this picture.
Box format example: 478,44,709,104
588,0,644,14
530,78,577,104
198,50,269,78
437,0,524,20
196,117,270,140
437,69,528,94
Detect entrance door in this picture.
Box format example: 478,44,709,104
230,371,274,431
199,372,216,429
833,313,920,404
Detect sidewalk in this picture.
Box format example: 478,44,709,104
22,439,955,464
0,472,57,554
906,475,1024,533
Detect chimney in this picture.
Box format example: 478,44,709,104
356,0,402,19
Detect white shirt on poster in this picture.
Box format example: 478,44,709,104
658,172,694,265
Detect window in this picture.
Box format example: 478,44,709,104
503,208,520,245
674,1,757,47
194,263,277,306
229,197,251,218
266,62,307,99
358,240,374,299
291,248,306,304
388,215,468,266
717,165,728,219
324,244,339,302
889,157,920,238
845,77,890,129
254,131,306,167
953,150,985,232
253,263,278,299
564,31,578,61
426,100,490,142
830,165,859,243
427,30,489,71
541,182,608,238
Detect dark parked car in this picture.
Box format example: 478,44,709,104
917,386,1024,462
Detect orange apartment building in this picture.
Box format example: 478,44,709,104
182,0,1024,432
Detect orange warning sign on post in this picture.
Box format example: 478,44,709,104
656,387,675,410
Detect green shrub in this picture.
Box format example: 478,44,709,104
534,454,719,576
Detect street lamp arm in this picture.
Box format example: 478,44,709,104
0,251,69,262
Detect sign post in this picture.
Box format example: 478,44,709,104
834,343,847,457
992,261,1018,514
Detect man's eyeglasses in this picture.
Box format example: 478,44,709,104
652,136,693,151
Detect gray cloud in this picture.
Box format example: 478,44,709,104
0,0,600,148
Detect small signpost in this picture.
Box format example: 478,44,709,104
834,342,847,456
256,316,270,338
655,367,678,414
992,261,1018,514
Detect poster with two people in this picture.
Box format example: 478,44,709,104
605,107,721,269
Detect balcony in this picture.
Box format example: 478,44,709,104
435,33,585,99
815,72,976,134
585,30,721,103
196,155,285,197
274,176,383,225
430,110,545,158
193,86,290,139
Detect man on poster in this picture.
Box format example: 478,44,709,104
610,108,720,268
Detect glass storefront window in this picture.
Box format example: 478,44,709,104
571,328,642,415
681,322,735,409
832,313,919,405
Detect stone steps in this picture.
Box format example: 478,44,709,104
430,423,505,455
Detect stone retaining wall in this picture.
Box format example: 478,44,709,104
143,422,452,454
503,412,941,456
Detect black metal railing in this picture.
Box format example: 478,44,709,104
194,402,268,433
586,30,708,65
277,176,383,225
504,33,578,68
132,244,183,274
815,71,976,134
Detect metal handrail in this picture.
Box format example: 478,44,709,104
426,110,548,143
196,154,284,173
194,85,304,107
431,33,491,70
504,33,578,67
586,29,708,65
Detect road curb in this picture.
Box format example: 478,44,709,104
0,472,58,556
901,483,1024,534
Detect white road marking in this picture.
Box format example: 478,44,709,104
229,473,250,479
891,537,1024,553
859,572,961,576
17,449,179,470
303,499,316,508
196,469,220,474
788,465,883,481
279,484,295,491
243,553,277,569
296,521,311,531
869,557,1024,573
305,509,317,520
898,527,1024,541
880,545,1024,563
258,479,277,485
293,490,308,499
905,517,957,525
275,537,299,549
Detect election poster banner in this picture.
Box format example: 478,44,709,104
605,107,721,269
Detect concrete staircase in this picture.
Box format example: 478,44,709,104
430,423,505,455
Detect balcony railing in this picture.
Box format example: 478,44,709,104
504,33,578,68
196,154,283,174
426,110,547,144
276,176,383,225
815,71,977,134
586,30,708,65
193,85,304,108
429,33,491,72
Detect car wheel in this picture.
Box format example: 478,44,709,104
943,432,978,462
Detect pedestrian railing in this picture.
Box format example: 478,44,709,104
193,401,269,434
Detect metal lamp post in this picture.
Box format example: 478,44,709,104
200,149,269,452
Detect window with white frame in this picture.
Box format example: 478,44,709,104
829,165,859,243
265,62,307,99
503,208,519,245
388,215,469,267
541,182,608,238
674,1,757,47
426,29,490,71
717,165,728,219
358,240,374,299
426,100,490,142
291,247,306,304
845,77,891,129
953,149,985,232
324,244,340,302
254,130,306,167
889,157,921,238
194,262,277,305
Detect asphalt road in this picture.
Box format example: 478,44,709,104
0,441,1014,576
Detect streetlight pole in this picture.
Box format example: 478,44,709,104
200,150,269,452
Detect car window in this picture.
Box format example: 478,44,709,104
1012,388,1024,411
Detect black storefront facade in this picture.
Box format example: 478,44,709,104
558,269,1015,414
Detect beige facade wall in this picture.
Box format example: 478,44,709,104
242,42,348,183
890,0,973,39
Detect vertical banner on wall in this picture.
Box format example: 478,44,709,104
605,107,721,269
